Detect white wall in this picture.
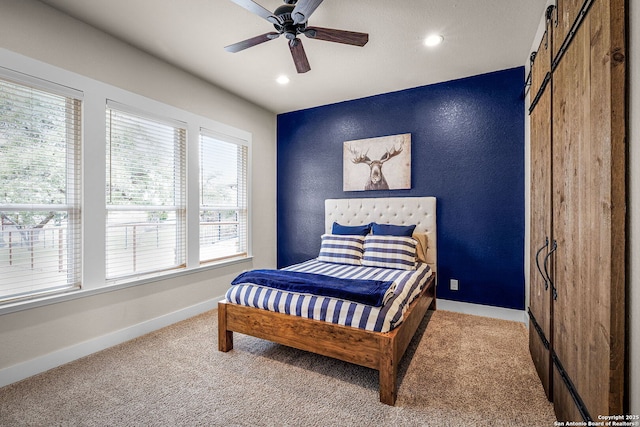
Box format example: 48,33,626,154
629,0,640,416
0,0,276,385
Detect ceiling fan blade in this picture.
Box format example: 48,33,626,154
292,0,324,24
304,26,369,46
288,38,311,73
224,32,280,53
230,0,280,25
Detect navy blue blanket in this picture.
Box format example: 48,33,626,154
231,269,395,307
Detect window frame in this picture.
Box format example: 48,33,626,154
0,69,83,304
0,50,253,313
199,128,250,265
105,101,188,282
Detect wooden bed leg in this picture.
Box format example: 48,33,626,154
218,301,233,352
379,336,398,405
429,278,437,310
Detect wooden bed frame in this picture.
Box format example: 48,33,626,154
218,197,437,405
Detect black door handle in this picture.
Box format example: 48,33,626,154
535,237,550,290
543,239,558,300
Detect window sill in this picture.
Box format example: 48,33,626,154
0,255,253,316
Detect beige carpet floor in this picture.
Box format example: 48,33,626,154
0,309,556,426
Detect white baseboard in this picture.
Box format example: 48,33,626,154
437,299,527,324
0,296,224,388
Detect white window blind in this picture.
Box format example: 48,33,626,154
106,103,186,280
199,129,248,263
0,76,82,303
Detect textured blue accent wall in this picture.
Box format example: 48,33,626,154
276,67,525,310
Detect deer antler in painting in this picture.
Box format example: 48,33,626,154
348,146,371,165
379,144,403,163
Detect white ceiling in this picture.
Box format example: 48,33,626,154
38,0,548,114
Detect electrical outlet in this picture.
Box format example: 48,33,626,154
450,279,459,291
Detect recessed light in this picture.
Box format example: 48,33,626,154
424,34,444,47
276,75,290,85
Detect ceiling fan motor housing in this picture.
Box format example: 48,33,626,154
273,4,307,40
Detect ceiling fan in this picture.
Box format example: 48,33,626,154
225,0,369,73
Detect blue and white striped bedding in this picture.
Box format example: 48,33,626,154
225,259,433,332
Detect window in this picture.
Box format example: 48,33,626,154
0,75,82,303
106,103,186,280
199,130,248,263
0,52,253,309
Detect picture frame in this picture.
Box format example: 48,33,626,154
343,133,411,192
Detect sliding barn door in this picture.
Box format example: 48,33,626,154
550,0,626,421
528,16,553,401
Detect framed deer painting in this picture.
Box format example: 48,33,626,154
343,133,411,191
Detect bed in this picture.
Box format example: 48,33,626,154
218,197,437,405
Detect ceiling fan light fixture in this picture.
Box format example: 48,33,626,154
424,34,444,47
276,75,290,85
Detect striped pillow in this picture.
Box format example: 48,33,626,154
317,234,365,266
362,235,417,270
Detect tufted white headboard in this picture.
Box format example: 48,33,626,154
325,197,437,275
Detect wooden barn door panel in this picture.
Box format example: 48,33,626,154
552,368,586,423
551,19,587,418
528,24,553,401
553,0,587,59
550,0,625,420
529,87,553,401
